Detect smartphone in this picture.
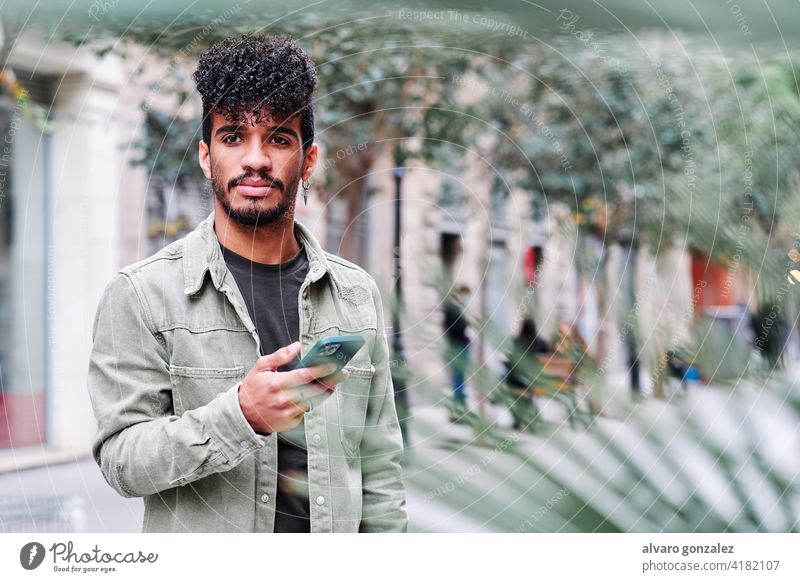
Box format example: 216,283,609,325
282,335,365,380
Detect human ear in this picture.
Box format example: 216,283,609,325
198,139,212,180
302,143,318,181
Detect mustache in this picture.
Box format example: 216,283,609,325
228,172,285,192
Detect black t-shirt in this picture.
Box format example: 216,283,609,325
220,241,311,533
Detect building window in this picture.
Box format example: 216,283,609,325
0,72,52,449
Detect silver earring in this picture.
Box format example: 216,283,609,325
302,179,311,206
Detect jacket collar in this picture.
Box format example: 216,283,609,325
183,210,334,296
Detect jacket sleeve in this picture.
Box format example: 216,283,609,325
358,277,408,532
87,273,266,498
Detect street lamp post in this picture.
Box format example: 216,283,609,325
392,165,409,448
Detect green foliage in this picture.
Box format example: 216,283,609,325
459,37,710,250
407,368,800,532
130,108,205,185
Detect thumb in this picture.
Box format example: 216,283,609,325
254,341,301,372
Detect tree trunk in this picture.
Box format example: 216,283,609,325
327,147,376,264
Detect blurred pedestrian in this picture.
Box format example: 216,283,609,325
503,318,551,430
443,284,471,419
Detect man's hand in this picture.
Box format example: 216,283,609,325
238,341,349,434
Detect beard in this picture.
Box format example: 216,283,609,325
212,168,299,227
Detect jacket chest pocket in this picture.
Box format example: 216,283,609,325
169,365,246,415
336,363,375,458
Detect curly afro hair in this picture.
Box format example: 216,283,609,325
192,33,318,150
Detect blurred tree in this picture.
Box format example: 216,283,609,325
47,7,800,386
0,14,54,133
452,37,710,395
55,12,477,264
677,56,800,374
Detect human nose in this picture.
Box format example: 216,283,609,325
240,138,273,173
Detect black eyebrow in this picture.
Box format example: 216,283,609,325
215,124,244,136
215,124,300,142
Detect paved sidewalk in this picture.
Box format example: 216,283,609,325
0,455,480,533
4,366,796,533
0,419,499,533
0,401,567,533
0,457,143,532
0,452,484,533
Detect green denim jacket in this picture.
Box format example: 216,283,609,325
87,211,407,532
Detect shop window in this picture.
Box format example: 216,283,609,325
0,71,53,449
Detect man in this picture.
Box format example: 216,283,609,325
443,284,471,418
88,34,407,533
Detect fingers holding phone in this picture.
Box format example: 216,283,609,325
279,335,363,413
285,365,350,413
238,341,355,434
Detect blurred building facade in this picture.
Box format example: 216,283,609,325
0,28,151,469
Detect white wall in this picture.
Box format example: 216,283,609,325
9,35,148,456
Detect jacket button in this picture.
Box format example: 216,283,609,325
312,434,321,444
261,494,270,503
315,495,325,506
